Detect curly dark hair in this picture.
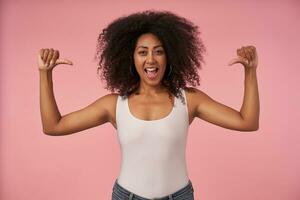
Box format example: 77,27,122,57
95,10,206,102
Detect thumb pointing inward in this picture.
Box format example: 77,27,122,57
228,57,248,66
56,58,73,65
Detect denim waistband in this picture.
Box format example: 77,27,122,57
112,179,194,200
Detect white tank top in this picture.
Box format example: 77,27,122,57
115,88,190,198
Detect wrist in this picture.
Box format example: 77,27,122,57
39,69,53,80
39,68,53,74
245,66,257,73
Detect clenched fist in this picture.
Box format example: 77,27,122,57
228,45,258,69
38,48,73,71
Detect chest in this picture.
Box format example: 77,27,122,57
128,96,174,121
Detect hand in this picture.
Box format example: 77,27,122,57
228,45,258,69
38,48,73,71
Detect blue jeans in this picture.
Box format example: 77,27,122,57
111,179,194,200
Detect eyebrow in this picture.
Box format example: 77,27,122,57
136,45,164,49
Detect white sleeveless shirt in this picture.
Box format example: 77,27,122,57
115,88,190,198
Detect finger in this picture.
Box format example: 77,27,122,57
252,46,258,64
43,49,49,62
39,49,44,60
244,47,252,61
250,46,257,60
237,48,242,57
50,50,59,67
46,48,54,66
241,47,249,60
237,47,246,58
228,57,248,66
56,58,73,65
38,52,43,62
38,49,43,61
249,47,255,60
249,45,256,51
241,47,252,65
228,58,241,66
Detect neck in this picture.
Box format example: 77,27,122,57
136,81,167,96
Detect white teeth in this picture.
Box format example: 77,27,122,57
146,68,156,72
145,67,158,72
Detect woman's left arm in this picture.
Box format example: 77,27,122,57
193,45,259,131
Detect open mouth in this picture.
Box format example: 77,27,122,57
144,67,159,79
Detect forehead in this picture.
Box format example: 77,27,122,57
135,33,163,48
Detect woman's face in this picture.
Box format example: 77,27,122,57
133,33,167,86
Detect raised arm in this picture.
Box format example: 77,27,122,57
39,48,116,136
191,45,259,132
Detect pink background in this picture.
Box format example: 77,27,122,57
1,0,299,199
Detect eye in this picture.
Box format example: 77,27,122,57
155,50,164,55
138,51,147,55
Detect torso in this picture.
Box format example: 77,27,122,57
114,87,193,197
107,87,198,129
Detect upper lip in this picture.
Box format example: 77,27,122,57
144,66,159,69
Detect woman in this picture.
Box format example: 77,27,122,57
39,10,259,200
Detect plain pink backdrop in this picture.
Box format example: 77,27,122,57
1,0,299,200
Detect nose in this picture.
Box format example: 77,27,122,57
146,52,156,64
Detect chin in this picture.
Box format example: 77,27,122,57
141,77,162,86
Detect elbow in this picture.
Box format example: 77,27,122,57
254,123,259,131
244,123,259,132
42,127,57,136
239,115,260,132
43,129,54,136
239,118,259,131
249,125,259,131
252,120,260,131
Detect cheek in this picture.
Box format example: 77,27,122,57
133,57,145,74
158,57,167,69
162,58,167,65
133,55,144,66
158,54,167,64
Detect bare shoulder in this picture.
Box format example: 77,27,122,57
184,86,203,94
184,86,207,102
98,92,118,113
100,93,119,102
183,87,210,121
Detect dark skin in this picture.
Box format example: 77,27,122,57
39,33,259,136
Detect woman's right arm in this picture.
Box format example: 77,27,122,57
39,48,114,136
